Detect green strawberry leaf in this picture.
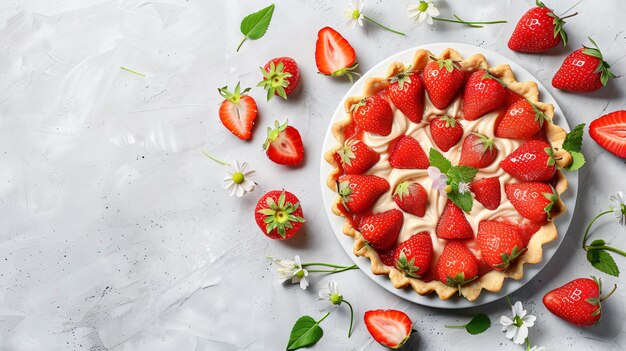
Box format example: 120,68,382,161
562,123,585,153
237,4,275,52
587,249,620,277
429,148,452,173
566,151,586,171
287,314,327,350
590,239,606,247
445,314,491,335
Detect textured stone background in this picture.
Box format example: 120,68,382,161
0,0,625,350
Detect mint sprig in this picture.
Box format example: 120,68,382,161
561,123,586,171
237,4,275,52
429,148,477,213
445,314,491,335
286,313,328,350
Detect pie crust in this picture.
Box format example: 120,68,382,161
324,48,568,301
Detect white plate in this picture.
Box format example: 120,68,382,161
319,43,578,309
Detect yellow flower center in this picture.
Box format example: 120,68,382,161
232,172,244,184
330,293,343,305
418,1,428,12
295,269,306,278
444,185,452,193
351,9,361,19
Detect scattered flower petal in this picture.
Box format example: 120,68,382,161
222,159,256,197
610,191,626,227
344,0,365,30
407,1,439,26
269,255,309,289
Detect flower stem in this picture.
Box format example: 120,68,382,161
202,150,230,166
317,311,331,324
581,210,614,249
342,300,355,337
600,284,618,302
432,16,507,28
307,265,358,274
120,66,146,77
444,324,466,329
586,245,626,257
363,15,406,36
505,295,512,308
559,12,578,20
236,36,247,52
302,262,353,268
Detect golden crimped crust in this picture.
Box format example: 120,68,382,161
324,48,569,301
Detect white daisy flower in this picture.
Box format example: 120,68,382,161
610,191,626,227
407,1,440,26
318,281,343,305
268,255,309,289
500,301,537,345
458,181,470,194
222,159,256,197
344,0,365,29
428,166,448,195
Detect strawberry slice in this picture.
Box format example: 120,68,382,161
218,82,258,140
505,182,558,223
477,220,526,270
364,309,413,349
336,139,380,174
359,209,403,251
388,68,424,123
393,181,428,217
436,201,474,239
430,115,463,152
393,232,433,278
589,110,626,158
496,99,547,140
436,241,479,288
315,27,358,82
350,94,394,136
501,140,557,181
470,177,501,210
462,70,506,121
422,59,465,110
459,133,499,168
388,135,429,169
262,120,304,166
337,175,390,214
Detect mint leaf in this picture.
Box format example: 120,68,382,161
566,150,586,171
452,165,478,183
237,4,275,52
287,314,326,350
587,249,620,277
447,190,473,213
446,313,491,335
590,239,606,247
429,148,451,173
562,123,585,153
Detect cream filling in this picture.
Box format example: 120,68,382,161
362,93,524,259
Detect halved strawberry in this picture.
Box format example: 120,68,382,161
218,82,258,140
436,241,479,289
254,190,305,240
496,99,547,140
337,175,389,214
470,177,501,210
477,220,526,271
388,68,424,123
393,232,433,278
430,115,463,152
422,59,465,110
262,120,304,166
393,181,428,217
258,57,299,101
462,70,505,121
315,27,358,82
336,139,380,174
359,209,403,251
501,140,556,181
589,110,626,158
436,201,474,239
459,133,499,168
388,135,429,169
364,309,413,349
505,182,558,223
350,94,394,136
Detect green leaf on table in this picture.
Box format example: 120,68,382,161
429,148,451,173
566,151,586,171
563,123,585,152
237,4,275,52
286,315,326,350
587,249,620,277
445,313,491,335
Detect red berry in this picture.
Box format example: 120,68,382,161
496,99,547,140
501,140,557,181
422,59,465,110
459,133,499,168
359,209,404,251
337,175,390,214
393,232,433,278
436,201,474,239
508,2,572,53
436,241,479,288
350,94,394,136
254,190,305,240
388,135,429,169
589,110,626,158
364,309,413,349
544,277,616,326
336,139,380,174
315,27,358,81
477,220,525,270
430,115,463,152
505,182,558,223
259,57,299,100
217,83,258,140
388,69,425,123
552,38,616,93
263,120,305,166
462,70,505,121
470,177,501,210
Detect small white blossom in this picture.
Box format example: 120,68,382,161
407,1,439,26
500,301,537,345
610,191,626,227
269,255,309,289
222,160,256,197
344,0,365,29
458,181,470,194
318,281,343,305
428,166,448,195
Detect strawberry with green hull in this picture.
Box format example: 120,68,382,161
388,135,429,169
255,190,305,240
315,27,359,82
552,37,616,93
430,115,463,152
470,177,501,210
258,57,299,101
505,182,558,223
350,94,394,136
336,139,380,174
359,209,403,251
543,277,617,326
459,133,499,168
436,241,479,290
364,309,414,349
393,181,428,217
217,82,258,140
501,140,557,181
496,99,547,140
462,70,506,121
508,0,576,53
337,175,389,214
422,59,465,110
477,220,526,271
436,201,474,239
263,120,304,166
388,67,424,123
394,232,433,278
589,110,626,158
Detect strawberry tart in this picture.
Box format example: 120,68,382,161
324,48,580,301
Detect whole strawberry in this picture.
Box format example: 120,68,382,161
337,175,390,214
501,140,557,181
388,135,429,169
436,241,479,289
459,133,499,168
350,94,394,136
543,277,617,326
336,139,380,174
470,177,501,210
258,57,299,100
263,120,304,166
394,232,433,278
393,181,428,217
430,115,463,152
255,190,305,240
422,59,465,110
436,201,473,239
462,70,506,121
508,0,577,53
388,68,424,123
477,220,526,270
217,82,258,140
359,209,403,251
552,37,616,93
505,182,558,223
496,99,547,140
